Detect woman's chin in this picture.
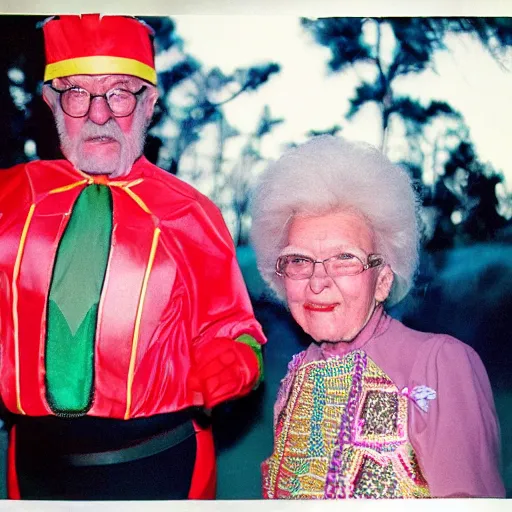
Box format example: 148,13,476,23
308,330,347,344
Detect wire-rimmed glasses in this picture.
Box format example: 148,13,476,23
275,252,384,280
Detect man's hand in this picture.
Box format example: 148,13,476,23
191,336,261,409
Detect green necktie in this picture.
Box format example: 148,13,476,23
46,184,112,414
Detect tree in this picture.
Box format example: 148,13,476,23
231,105,284,246
0,15,281,247
0,15,60,167
140,17,281,177
301,17,512,248
139,17,281,244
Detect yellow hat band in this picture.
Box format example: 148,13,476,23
44,56,157,85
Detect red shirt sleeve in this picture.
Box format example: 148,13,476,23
166,193,266,348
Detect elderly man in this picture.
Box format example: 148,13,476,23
0,14,265,500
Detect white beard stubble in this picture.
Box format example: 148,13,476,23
54,103,149,177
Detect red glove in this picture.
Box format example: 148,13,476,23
190,337,261,409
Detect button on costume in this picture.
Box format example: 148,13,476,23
0,14,265,500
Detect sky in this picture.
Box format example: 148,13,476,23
3,0,511,188
170,16,512,196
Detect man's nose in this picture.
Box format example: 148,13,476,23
309,261,331,294
87,96,112,125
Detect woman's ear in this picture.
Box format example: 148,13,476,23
375,264,394,303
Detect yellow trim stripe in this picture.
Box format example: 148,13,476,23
45,56,157,85
106,178,143,189
48,180,89,195
122,187,152,214
121,178,143,189
12,204,37,415
124,227,161,419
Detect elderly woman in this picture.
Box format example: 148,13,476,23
250,136,504,499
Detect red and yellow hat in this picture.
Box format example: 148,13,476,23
42,14,157,85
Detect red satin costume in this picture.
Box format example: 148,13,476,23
0,156,265,498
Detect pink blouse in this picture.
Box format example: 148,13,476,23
274,306,505,498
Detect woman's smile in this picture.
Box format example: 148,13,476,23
304,302,338,312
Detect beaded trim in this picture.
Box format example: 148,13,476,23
324,350,367,498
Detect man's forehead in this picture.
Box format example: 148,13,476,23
53,74,146,90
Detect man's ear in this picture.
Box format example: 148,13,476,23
42,84,58,113
144,86,159,119
375,264,394,303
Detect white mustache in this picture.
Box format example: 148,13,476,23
79,120,123,143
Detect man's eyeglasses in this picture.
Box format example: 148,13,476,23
50,85,147,118
275,252,384,280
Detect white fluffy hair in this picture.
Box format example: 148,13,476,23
250,135,420,306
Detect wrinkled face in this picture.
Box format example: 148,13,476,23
281,210,393,343
43,74,158,178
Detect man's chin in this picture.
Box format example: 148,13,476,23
71,155,125,177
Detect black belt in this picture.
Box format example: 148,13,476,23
63,420,195,467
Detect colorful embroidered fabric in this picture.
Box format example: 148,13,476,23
262,350,430,499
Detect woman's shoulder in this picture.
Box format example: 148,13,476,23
384,315,486,378
386,315,476,355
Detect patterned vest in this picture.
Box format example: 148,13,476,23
262,350,430,499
